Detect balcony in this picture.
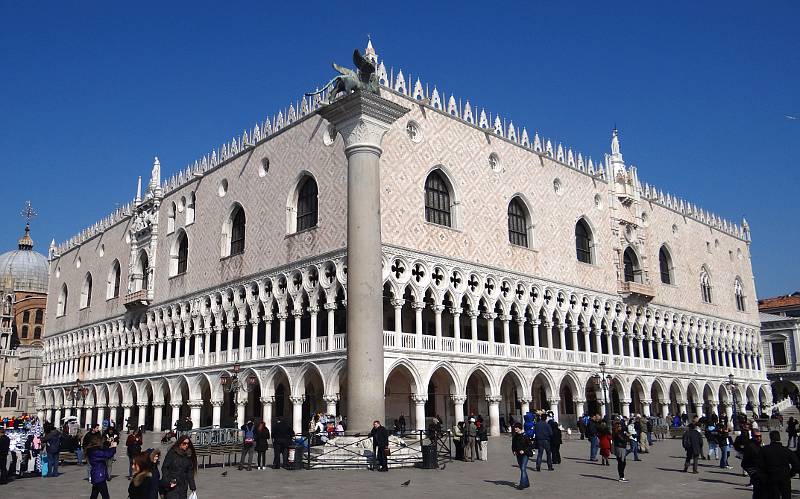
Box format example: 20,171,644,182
617,280,655,301
123,289,150,309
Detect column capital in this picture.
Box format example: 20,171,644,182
516,398,531,404
289,396,305,405
151,402,164,408
307,306,319,315
482,312,498,321
210,400,224,408
260,397,274,405
449,307,463,316
485,396,503,404
323,394,340,403
547,398,561,405
432,305,446,314
187,399,204,408
276,312,289,320
318,90,410,153
450,395,467,404
324,302,338,311
411,301,426,311
410,394,428,404
499,314,512,322
390,299,406,309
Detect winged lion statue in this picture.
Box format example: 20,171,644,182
306,49,380,103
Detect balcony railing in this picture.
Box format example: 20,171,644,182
617,280,656,300
123,289,150,309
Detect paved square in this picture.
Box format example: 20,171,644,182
4,433,773,498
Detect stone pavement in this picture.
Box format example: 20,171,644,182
1,433,776,498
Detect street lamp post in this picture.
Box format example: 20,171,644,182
219,363,258,406
66,378,88,423
727,374,739,431
593,361,613,428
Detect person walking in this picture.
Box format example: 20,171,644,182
161,436,197,499
599,425,612,466
369,420,389,472
104,424,119,480
786,417,798,449
238,419,256,471
612,422,629,482
0,427,9,484
548,413,562,465
127,452,154,499
270,416,294,469
586,414,600,462
718,426,732,469
742,431,763,496
86,433,117,499
511,423,531,490
148,449,171,499
126,430,143,479
757,430,799,499
533,413,553,471
254,421,271,470
625,419,641,461
44,424,61,477
463,418,477,462
681,423,702,474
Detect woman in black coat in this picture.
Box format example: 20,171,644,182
127,452,153,499
254,421,271,470
161,437,197,499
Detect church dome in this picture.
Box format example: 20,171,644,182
0,224,49,294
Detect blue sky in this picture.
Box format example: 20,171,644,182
0,1,797,298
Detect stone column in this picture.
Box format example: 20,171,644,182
502,315,511,351
678,402,687,416
485,313,497,352
214,325,223,362
488,396,502,435
324,395,339,416
411,395,427,431
571,325,579,352
574,400,585,418
620,399,631,418
627,335,634,357
559,324,567,351
308,308,318,354
452,308,462,342
325,303,336,352
292,311,302,355
593,330,601,354
290,396,304,433
694,402,703,418
469,311,479,352
451,395,466,425
391,299,404,342
582,327,590,353
661,403,669,419
641,400,651,417
152,404,164,432
76,406,84,427
122,404,132,425
189,400,203,427
170,405,180,430
549,399,560,422
236,400,246,428
108,407,117,426
319,91,408,432
413,301,425,345
193,334,202,368
532,320,540,348
211,400,223,427
261,398,273,431
518,318,527,347
277,313,287,356
433,305,444,340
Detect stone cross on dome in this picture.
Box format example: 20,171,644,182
18,201,37,250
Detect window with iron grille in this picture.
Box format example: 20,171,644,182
230,207,246,256
507,198,528,247
575,220,592,264
659,247,672,284
297,177,318,232
424,172,452,227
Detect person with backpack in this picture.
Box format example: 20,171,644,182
44,424,61,477
239,419,256,471
86,433,117,499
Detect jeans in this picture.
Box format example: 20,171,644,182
647,431,653,445
90,481,110,499
272,442,288,468
240,445,254,469
589,436,599,461
708,441,719,459
47,453,59,476
626,440,639,460
535,440,553,470
516,454,530,488
76,448,84,465
719,445,729,468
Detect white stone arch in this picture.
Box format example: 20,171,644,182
95,384,109,408
325,359,346,398
650,377,668,404
498,366,529,400
423,164,461,229
530,368,557,401
423,360,463,396
385,358,423,395
262,365,294,398
559,370,582,401
295,361,327,398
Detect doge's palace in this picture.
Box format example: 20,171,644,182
39,41,768,436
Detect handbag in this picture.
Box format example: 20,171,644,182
189,491,199,499
384,446,391,456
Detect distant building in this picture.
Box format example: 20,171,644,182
759,293,800,401
0,221,47,417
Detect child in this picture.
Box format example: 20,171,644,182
599,427,612,466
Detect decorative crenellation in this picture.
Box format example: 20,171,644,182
54,44,748,255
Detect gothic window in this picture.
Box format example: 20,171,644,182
171,230,189,276
296,177,318,232
507,197,529,248
228,205,246,256
575,219,593,264
107,260,121,299
35,309,43,324
167,202,176,234
623,247,642,283
735,278,746,312
22,310,30,324
137,251,150,292
659,246,673,284
3,389,17,408
186,192,196,225
700,268,712,303
57,284,68,316
80,272,93,308
34,326,41,339
424,171,452,227
21,325,28,338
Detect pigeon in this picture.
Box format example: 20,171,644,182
401,480,411,487
221,471,228,476
439,463,446,470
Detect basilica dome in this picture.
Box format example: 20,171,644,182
0,224,49,294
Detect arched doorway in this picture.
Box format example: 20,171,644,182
385,363,418,430
427,366,458,427
465,369,491,419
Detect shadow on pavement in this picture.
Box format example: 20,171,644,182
483,480,518,489
699,478,742,487
579,474,620,482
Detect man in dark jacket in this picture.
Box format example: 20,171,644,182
533,413,553,471
547,414,562,464
742,431,763,496
0,427,10,484
586,414,600,461
369,421,390,472
681,423,702,473
757,431,799,499
44,426,62,477
271,417,294,469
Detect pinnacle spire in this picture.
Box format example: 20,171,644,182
365,35,377,65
